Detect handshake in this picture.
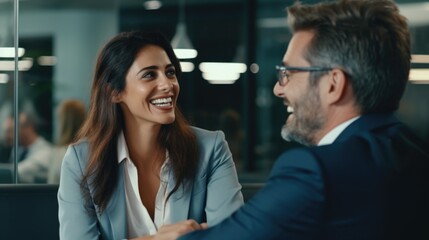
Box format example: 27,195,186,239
130,220,207,240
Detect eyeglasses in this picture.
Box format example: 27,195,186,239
275,65,333,86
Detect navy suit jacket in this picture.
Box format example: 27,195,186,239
180,113,429,240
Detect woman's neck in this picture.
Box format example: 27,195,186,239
123,123,164,167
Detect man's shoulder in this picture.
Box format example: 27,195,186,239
32,136,52,149
274,135,378,174
307,124,428,174
273,147,323,174
277,142,356,162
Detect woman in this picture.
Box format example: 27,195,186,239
58,31,243,240
47,99,86,184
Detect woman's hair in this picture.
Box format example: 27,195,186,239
287,0,410,113
57,99,86,146
76,31,198,213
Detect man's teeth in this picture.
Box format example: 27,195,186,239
151,97,172,106
287,106,294,113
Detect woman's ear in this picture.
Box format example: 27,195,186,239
111,91,122,103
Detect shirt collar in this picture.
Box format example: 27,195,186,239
117,131,129,164
27,136,48,152
318,116,360,146
116,131,170,167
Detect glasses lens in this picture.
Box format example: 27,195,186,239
277,68,285,85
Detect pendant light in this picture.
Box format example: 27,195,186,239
171,0,198,60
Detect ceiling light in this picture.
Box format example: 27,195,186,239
37,56,57,66
143,0,162,10
0,74,9,84
199,62,247,73
207,80,236,85
180,61,194,72
0,58,33,71
202,72,240,82
409,68,429,83
171,0,197,59
411,54,429,64
172,23,197,59
199,62,247,84
399,3,429,27
174,48,198,59
0,47,25,58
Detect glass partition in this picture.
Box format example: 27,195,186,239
0,0,15,183
14,1,118,184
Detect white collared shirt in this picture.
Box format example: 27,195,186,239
18,136,52,183
318,116,360,146
117,132,171,238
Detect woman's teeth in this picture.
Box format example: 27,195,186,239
287,106,294,113
151,97,172,106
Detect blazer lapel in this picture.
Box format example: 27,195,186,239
166,169,193,223
103,162,127,239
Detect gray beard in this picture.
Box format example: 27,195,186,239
280,80,325,147
281,125,315,146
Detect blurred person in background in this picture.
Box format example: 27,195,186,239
0,116,13,163
58,30,243,240
14,111,52,183
47,99,86,184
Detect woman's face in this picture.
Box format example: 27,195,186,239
115,44,180,127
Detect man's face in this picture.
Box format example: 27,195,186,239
3,114,31,147
3,117,14,146
273,31,326,146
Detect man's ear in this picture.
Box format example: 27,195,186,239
326,68,348,104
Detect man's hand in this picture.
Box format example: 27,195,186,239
154,219,207,240
131,220,207,240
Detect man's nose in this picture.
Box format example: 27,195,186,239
273,81,284,97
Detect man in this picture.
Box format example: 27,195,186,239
147,0,429,240
7,112,52,183
0,118,13,163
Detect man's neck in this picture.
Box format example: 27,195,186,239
317,116,360,146
314,108,361,144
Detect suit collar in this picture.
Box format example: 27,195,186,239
335,112,400,142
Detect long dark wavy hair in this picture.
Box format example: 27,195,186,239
75,31,198,214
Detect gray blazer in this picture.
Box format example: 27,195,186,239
58,127,243,240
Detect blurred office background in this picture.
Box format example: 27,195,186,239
1,0,429,185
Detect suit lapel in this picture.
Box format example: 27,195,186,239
103,162,127,239
166,169,193,223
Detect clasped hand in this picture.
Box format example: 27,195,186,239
130,219,207,240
